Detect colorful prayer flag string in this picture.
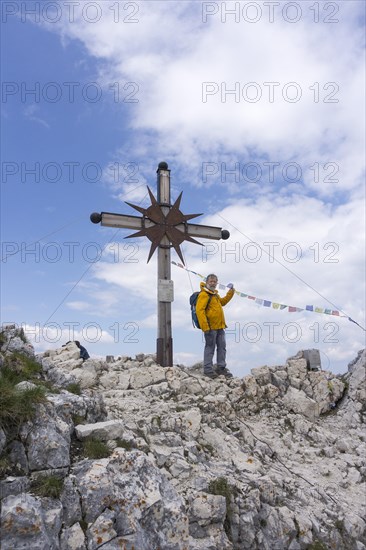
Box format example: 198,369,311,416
171,261,365,330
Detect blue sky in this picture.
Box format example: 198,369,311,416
1,1,365,376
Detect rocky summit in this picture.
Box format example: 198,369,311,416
0,325,365,550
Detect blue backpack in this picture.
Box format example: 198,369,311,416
189,291,212,329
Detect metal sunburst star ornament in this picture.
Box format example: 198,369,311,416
124,186,203,264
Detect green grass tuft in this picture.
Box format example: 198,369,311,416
208,477,233,504
66,383,82,395
31,475,64,499
83,438,111,459
307,541,328,550
0,454,11,476
0,351,52,437
115,438,133,451
72,414,86,426
3,353,42,382
0,378,47,432
334,519,344,533
208,477,234,540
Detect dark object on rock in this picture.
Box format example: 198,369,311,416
74,341,90,361
302,349,321,371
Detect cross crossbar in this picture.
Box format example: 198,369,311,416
98,212,225,241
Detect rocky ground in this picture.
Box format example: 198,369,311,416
0,325,365,550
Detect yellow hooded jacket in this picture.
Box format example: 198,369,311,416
196,281,234,332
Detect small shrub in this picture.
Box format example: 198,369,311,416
335,519,344,533
0,454,11,476
72,414,86,426
41,380,60,393
83,438,111,459
66,383,81,395
201,443,215,456
208,477,232,501
31,475,64,499
208,477,234,540
260,518,267,528
115,438,133,451
307,541,328,550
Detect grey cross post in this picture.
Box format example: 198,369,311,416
156,164,173,367
91,161,230,368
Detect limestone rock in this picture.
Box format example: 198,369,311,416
60,477,83,527
0,476,31,500
282,386,319,421
60,523,86,550
26,406,71,472
1,324,35,357
75,420,124,441
1,327,365,550
1,493,62,549
189,493,227,525
250,365,271,386
73,449,189,549
129,365,167,389
340,350,366,424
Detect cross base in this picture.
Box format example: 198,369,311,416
157,337,173,368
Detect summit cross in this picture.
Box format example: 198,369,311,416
90,161,230,367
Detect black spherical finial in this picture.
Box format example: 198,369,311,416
221,229,230,240
158,161,168,170
90,212,102,224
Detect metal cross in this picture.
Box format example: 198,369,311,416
90,161,230,367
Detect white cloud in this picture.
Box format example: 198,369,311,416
23,104,50,129
66,301,91,311
91,249,157,303
47,1,365,198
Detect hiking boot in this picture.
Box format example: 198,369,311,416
204,371,219,379
217,367,233,379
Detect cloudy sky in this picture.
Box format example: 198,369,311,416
1,0,365,376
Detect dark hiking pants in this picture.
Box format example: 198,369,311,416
203,329,226,374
